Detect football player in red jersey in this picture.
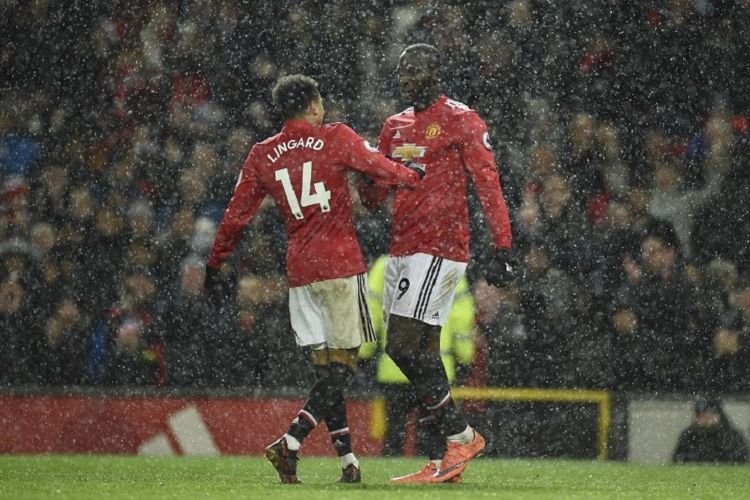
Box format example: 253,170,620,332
204,75,423,484
359,44,515,483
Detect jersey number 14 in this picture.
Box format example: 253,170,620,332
275,161,331,220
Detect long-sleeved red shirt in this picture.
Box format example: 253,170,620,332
208,119,420,286
359,95,512,262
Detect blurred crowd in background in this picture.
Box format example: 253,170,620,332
2,0,750,394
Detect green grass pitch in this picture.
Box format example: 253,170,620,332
0,455,748,499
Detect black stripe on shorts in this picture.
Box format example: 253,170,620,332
413,256,443,321
357,274,376,342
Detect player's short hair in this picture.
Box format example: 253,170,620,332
399,43,442,72
272,74,321,120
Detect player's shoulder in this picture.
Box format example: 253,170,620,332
250,132,282,154
321,122,378,151
442,97,488,134
385,106,415,125
245,142,263,161
442,97,480,118
258,129,285,145
322,121,356,135
321,122,367,144
393,105,415,117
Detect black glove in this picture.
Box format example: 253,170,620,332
204,265,224,307
405,161,426,179
485,248,516,288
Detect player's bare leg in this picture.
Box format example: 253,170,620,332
387,315,483,483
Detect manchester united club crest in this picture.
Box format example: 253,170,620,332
425,123,442,139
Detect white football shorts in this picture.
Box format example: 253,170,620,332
383,253,467,327
289,273,376,349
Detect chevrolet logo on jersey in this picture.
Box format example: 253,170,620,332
391,143,426,162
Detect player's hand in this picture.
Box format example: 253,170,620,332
485,248,516,288
204,265,224,307
405,161,426,179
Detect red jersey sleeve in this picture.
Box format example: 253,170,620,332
355,123,394,210
459,113,513,250
334,124,419,186
207,150,267,269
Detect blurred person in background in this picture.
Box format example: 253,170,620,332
692,135,750,278
30,165,70,227
625,184,664,240
474,279,527,388
647,157,724,259
0,239,46,385
534,174,592,276
699,258,740,322
699,281,750,393
29,221,63,298
41,292,91,385
126,198,157,244
154,207,197,291
226,271,283,387
87,205,127,315
517,238,577,387
734,285,750,330
209,127,254,212
88,265,164,387
1,176,32,239
611,232,699,390
56,185,100,313
705,313,750,393
157,254,213,387
523,143,559,195
562,112,607,212
0,95,41,180
204,74,422,484
0,278,39,385
587,200,641,311
673,397,748,464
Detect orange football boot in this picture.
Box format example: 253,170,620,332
431,430,485,483
390,461,462,484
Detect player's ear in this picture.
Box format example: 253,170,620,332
430,66,442,83
307,96,322,117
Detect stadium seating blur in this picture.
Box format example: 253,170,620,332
2,0,750,396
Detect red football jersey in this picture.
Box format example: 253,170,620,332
208,119,420,287
360,95,512,262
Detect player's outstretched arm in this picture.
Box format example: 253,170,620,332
205,153,267,298
460,113,512,252
335,124,419,208
340,126,420,185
